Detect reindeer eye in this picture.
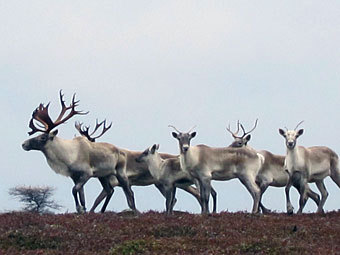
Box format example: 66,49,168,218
40,135,48,142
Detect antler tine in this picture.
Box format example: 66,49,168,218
75,121,94,141
239,123,246,137
238,119,259,138
246,118,258,134
294,120,304,131
168,125,182,133
91,119,113,140
89,119,105,137
28,103,55,135
187,125,197,133
226,120,240,138
53,90,89,128
28,118,45,135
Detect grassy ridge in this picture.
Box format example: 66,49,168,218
0,211,339,254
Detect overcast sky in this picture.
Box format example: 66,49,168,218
1,1,340,214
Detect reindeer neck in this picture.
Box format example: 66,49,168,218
146,153,165,180
42,136,83,176
286,146,299,158
285,145,302,170
179,146,199,172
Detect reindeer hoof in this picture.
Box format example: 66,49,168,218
77,205,86,214
262,209,271,214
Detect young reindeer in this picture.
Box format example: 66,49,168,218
227,120,320,214
170,125,264,214
21,91,137,213
75,122,215,213
279,121,340,214
135,144,217,215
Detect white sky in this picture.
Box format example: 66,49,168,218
1,1,340,213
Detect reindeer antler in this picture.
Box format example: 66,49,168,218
294,120,304,130
168,125,196,134
168,125,182,133
226,120,240,138
75,119,112,142
227,119,258,139
28,90,88,135
239,119,258,138
187,125,197,133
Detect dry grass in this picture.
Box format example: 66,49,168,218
0,210,339,254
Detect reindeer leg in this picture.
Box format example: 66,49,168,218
177,184,201,208
90,189,107,213
99,177,115,213
285,178,294,215
258,184,271,214
315,180,328,213
210,187,217,213
89,177,111,213
199,175,212,214
305,186,320,209
164,184,176,215
239,175,261,214
116,173,137,212
294,174,308,214
116,155,138,214
71,173,90,214
170,186,177,214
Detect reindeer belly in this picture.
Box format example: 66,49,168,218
92,163,117,177
211,167,236,181
309,169,330,182
308,161,331,182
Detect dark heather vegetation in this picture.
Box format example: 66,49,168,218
0,210,339,254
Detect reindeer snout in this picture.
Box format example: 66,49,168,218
287,141,295,148
182,145,189,152
22,142,29,151
22,141,30,151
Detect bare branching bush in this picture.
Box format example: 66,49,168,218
9,185,62,213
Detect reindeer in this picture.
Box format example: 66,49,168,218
75,122,217,213
170,125,264,214
21,91,137,213
226,120,320,214
135,144,217,214
279,121,340,214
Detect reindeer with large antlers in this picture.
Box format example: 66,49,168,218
22,91,137,213
227,120,320,213
75,121,217,213
170,125,264,214
279,121,340,213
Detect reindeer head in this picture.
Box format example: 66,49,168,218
279,121,304,150
22,90,88,151
227,119,258,148
169,125,196,154
135,144,160,163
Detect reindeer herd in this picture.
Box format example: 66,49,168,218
22,91,340,215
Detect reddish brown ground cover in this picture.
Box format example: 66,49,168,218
0,210,339,254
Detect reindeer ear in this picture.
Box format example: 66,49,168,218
191,132,197,138
279,129,286,137
297,129,304,137
151,144,158,154
245,134,251,142
172,132,178,138
49,129,58,140
156,144,160,150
